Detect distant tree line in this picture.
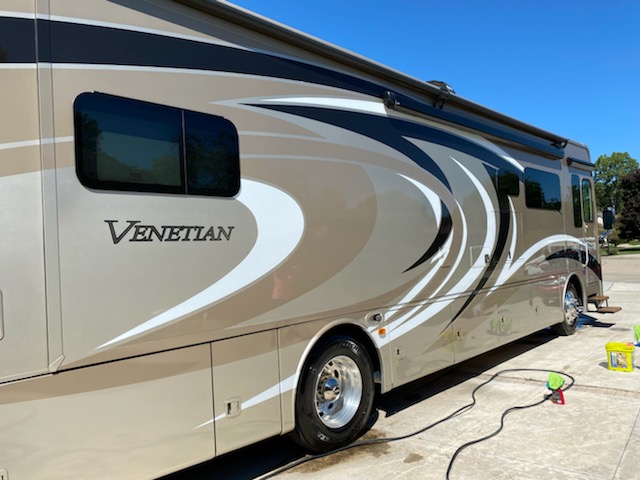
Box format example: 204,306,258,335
594,151,639,241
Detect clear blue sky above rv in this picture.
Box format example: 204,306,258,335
229,0,640,164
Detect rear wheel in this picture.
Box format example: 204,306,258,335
291,336,374,452
552,283,581,335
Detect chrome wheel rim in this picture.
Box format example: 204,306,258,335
564,289,579,326
315,355,363,429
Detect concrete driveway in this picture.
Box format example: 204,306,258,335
166,254,640,480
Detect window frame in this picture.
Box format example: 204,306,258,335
74,92,240,197
581,178,594,224
571,174,582,227
524,167,561,211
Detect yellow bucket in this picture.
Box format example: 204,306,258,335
606,342,635,372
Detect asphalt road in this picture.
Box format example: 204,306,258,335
164,254,640,480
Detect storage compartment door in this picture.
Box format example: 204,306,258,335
212,331,282,455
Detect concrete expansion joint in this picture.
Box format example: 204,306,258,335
455,370,553,387
457,370,640,399
569,383,640,400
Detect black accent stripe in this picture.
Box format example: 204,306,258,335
449,203,511,325
588,253,603,281
37,19,383,97
5,16,563,159
546,249,603,281
251,104,514,294
251,104,457,273
0,17,36,63
3,15,564,319
252,105,453,190
394,94,564,159
178,0,568,157
404,202,452,272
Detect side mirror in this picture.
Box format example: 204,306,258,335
603,207,615,230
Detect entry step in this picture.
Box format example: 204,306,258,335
596,306,622,314
588,295,609,304
587,295,621,314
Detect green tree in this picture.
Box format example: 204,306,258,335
617,170,640,241
593,152,638,211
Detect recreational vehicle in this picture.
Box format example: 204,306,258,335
0,1,606,478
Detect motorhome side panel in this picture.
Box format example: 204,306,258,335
0,0,604,477
0,344,215,480
211,330,281,455
42,0,456,379
0,8,49,383
42,0,595,402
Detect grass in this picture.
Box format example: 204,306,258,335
618,249,640,256
600,238,640,256
601,246,640,256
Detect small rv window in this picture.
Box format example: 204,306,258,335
74,93,239,197
524,168,561,211
571,175,582,227
486,165,520,197
497,170,520,196
184,111,240,197
582,179,594,223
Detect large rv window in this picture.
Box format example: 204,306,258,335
524,168,561,211
582,179,594,223
571,175,582,227
74,93,240,197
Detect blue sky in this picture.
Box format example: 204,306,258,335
229,0,639,163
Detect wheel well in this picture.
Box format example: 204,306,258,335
307,324,381,386
568,274,584,306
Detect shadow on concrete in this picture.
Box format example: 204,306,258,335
377,328,557,417
160,434,307,480
578,313,616,329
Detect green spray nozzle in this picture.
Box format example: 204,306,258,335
547,372,565,391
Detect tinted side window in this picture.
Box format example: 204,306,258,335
75,94,183,193
582,179,594,223
185,111,240,197
74,93,240,197
524,168,561,211
571,175,582,227
486,165,520,197
497,170,521,196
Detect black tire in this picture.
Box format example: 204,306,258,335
291,336,375,452
551,283,581,336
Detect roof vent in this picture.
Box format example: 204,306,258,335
427,80,455,94
428,81,456,109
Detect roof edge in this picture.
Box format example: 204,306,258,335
174,0,568,154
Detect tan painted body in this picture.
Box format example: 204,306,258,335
0,1,600,478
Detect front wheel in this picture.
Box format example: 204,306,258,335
551,283,581,336
291,336,375,452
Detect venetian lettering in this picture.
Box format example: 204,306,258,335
105,220,235,244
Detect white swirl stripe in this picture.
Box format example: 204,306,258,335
0,136,73,151
380,156,496,343
381,173,446,318
97,179,305,349
491,234,586,291
263,97,387,115
398,173,442,228
194,373,299,428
